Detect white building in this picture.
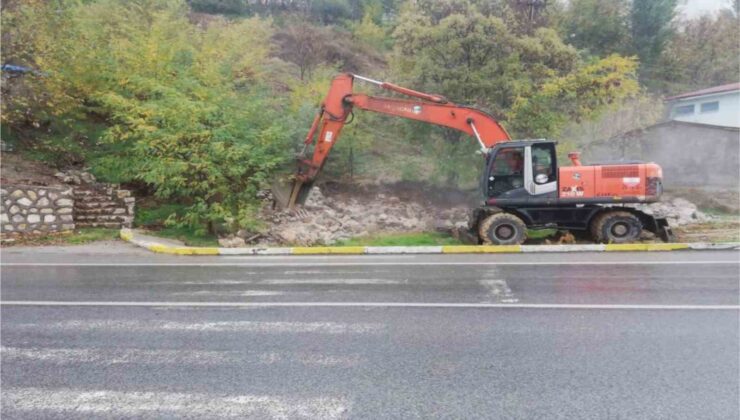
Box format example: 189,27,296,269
665,82,740,128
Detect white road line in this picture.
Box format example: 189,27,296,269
172,290,285,297
1,260,738,267
1,301,737,310
1,387,350,419
260,278,403,285
281,270,368,274
5,319,384,334
258,352,362,367
0,346,362,367
0,346,233,365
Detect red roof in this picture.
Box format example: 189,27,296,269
665,82,740,101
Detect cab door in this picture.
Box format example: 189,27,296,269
484,146,526,198
525,143,558,196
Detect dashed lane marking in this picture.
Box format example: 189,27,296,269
171,290,286,297
5,319,385,334
0,346,362,367
1,387,350,419
259,278,404,285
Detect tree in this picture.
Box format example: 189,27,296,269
310,0,352,24
273,22,331,80
507,55,640,138
1,0,80,130
389,0,639,186
351,8,387,50
392,0,639,136
560,94,664,160
188,0,249,15
392,0,580,121
507,0,550,31
273,18,385,79
653,9,740,93
560,0,631,56
630,0,678,83
3,0,297,233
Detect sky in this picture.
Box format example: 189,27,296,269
681,0,733,17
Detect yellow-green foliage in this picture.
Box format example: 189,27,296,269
4,0,297,233
508,55,640,138
392,2,580,118
386,1,642,187
1,0,81,125
352,8,387,51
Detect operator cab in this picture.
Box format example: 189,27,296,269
483,140,558,200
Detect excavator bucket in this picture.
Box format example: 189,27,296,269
270,178,295,209
270,176,313,209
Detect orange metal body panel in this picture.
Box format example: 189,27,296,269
559,163,662,200
558,166,596,198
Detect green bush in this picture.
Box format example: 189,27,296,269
5,0,297,234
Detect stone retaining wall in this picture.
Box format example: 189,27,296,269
1,186,75,235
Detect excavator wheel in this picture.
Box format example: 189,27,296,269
590,211,642,244
478,212,527,245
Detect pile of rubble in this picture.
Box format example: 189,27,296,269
216,185,715,247
219,186,469,247
629,196,711,227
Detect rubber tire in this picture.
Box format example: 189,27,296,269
478,213,527,245
590,211,643,244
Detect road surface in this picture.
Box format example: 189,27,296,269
1,244,738,419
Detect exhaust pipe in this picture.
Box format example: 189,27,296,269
568,152,582,166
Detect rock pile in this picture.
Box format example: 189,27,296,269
54,169,96,185
215,185,715,247
241,186,470,246
218,229,263,248
629,196,711,227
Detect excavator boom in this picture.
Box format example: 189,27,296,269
273,73,672,245
275,73,511,208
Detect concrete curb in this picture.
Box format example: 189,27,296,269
120,229,740,256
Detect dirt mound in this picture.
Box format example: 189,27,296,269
1,153,63,187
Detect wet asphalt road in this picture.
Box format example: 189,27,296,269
1,247,739,419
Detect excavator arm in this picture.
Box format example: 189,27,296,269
275,73,511,208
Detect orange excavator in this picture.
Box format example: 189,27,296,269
274,73,673,244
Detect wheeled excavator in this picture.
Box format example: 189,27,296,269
273,73,674,245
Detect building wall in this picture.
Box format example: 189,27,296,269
668,91,740,128
584,122,740,188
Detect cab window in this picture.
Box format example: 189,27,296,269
487,147,525,197
492,148,524,175
532,143,557,183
